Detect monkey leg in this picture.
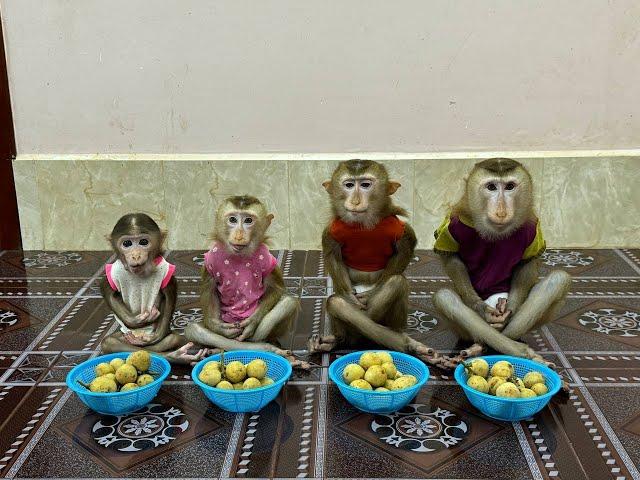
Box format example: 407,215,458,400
365,275,408,324
502,270,571,340
432,289,543,362
185,322,309,369
101,332,207,365
251,295,298,342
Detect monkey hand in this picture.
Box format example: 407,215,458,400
123,331,154,346
485,305,511,331
348,293,367,310
237,316,260,341
210,319,243,339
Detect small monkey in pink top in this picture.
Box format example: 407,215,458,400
185,196,307,368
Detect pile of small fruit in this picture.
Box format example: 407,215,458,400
80,351,156,393
198,358,275,390
465,358,549,398
342,351,418,391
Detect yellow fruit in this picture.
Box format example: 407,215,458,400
376,352,394,364
120,383,139,392
216,380,233,389
520,388,537,398
391,376,415,390
246,359,268,380
375,387,390,392
467,358,489,378
199,368,222,387
490,361,514,378
102,373,116,381
243,377,262,390
136,374,154,387
203,361,222,372
95,362,115,377
260,377,275,386
115,364,138,385
496,382,521,398
523,371,545,389
233,382,244,390
395,371,404,379
224,361,247,383
364,365,388,388
350,379,373,390
127,350,151,372
513,377,526,389
398,374,417,386
467,375,489,393
88,376,117,393
359,352,382,370
343,363,365,383
109,358,125,371
531,383,549,396
384,379,395,389
488,376,507,395
381,362,397,379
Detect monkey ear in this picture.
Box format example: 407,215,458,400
160,230,168,245
387,181,401,195
266,214,274,227
322,180,332,192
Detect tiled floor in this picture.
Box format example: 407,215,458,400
0,248,639,479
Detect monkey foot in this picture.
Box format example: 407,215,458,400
285,355,312,370
460,343,485,358
412,344,459,370
165,342,208,365
307,334,337,354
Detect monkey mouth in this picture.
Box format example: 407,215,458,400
346,209,367,214
230,243,248,253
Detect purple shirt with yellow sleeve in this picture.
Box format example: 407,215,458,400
433,214,546,300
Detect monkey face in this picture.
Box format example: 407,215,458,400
225,212,258,253
215,199,274,257
481,177,518,228
117,234,156,275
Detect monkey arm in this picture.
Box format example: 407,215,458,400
322,227,353,295
380,223,417,281
147,276,177,343
507,258,540,313
236,268,285,341
199,267,243,338
99,277,140,329
439,254,486,316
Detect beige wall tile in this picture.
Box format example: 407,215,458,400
36,161,167,250
541,157,640,247
12,160,43,250
164,160,290,250
288,160,414,250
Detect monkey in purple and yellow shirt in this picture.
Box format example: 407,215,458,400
432,158,571,368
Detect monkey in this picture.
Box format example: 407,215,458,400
100,213,206,364
184,196,308,368
432,158,571,367
308,159,453,368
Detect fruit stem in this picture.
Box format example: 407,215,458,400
77,380,90,389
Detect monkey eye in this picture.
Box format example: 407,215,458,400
344,181,355,189
122,240,133,248
486,183,497,191
505,182,516,191
360,181,372,189
244,217,253,225
139,238,149,246
228,216,238,224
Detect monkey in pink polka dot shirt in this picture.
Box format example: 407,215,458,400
203,242,278,323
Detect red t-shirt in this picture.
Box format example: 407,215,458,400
329,216,405,271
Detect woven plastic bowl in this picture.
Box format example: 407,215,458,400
66,352,170,415
454,355,561,421
192,350,292,413
329,350,429,414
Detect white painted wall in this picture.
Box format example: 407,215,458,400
2,0,640,154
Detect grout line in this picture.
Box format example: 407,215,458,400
313,383,327,479
513,421,544,480
220,413,246,478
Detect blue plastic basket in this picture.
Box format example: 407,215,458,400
328,350,429,414
192,350,292,413
454,355,562,421
66,352,170,415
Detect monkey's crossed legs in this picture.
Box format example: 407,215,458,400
185,296,310,368
434,270,571,366
310,275,456,368
102,333,207,365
